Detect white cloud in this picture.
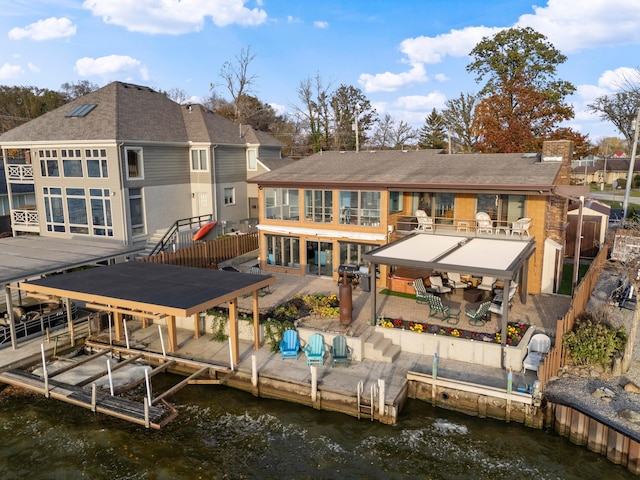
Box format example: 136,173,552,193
394,93,447,111
27,63,40,74
8,17,76,41
270,102,286,116
313,21,329,29
0,63,24,79
596,67,640,91
359,64,428,93
433,73,448,82
82,0,268,35
75,55,149,80
287,16,302,24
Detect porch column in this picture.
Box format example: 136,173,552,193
500,279,510,369
4,284,17,350
253,291,260,350
521,264,529,305
167,315,177,353
64,297,74,347
193,313,200,339
229,298,239,365
114,311,124,341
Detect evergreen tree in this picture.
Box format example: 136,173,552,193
418,108,447,150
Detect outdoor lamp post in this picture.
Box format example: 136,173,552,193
622,109,640,219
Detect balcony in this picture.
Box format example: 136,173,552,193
393,214,532,240
6,164,34,183
12,208,39,233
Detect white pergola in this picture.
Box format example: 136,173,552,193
364,233,536,368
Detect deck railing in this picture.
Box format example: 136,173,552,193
11,208,39,232
6,164,33,182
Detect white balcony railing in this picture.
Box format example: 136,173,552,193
6,164,34,182
12,209,39,232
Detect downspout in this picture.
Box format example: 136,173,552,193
211,145,218,222
116,142,128,246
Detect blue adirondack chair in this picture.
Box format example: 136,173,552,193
279,329,300,360
302,333,326,366
330,335,351,367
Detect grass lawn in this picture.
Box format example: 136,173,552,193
558,261,591,295
379,289,417,300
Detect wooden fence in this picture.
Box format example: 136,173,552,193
138,232,259,269
537,244,609,390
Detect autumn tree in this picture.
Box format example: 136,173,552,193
467,27,575,152
418,108,447,149
0,85,66,134
440,93,480,153
330,84,377,151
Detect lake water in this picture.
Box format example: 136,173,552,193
0,376,635,480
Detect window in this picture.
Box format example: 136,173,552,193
477,194,525,229
63,159,83,177
389,191,403,214
87,159,108,178
43,187,65,232
264,188,299,220
126,147,144,179
304,190,333,223
91,188,113,236
340,242,376,266
266,235,300,267
66,188,88,234
224,187,235,205
40,159,60,177
339,190,381,226
434,193,455,224
65,104,96,117
191,149,208,171
129,187,145,235
247,149,257,170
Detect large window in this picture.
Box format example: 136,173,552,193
126,147,144,179
129,187,145,235
63,159,83,177
339,242,376,266
304,190,333,223
66,188,88,234
265,235,300,267
264,188,299,220
389,191,403,214
339,190,381,226
43,187,65,232
476,194,525,229
91,188,113,236
191,149,208,171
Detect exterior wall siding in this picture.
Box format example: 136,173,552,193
215,145,251,231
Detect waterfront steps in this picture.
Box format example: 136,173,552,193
363,330,400,363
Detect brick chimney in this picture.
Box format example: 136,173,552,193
542,139,574,186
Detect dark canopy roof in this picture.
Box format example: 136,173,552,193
20,262,275,317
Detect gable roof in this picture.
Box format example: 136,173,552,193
248,149,562,193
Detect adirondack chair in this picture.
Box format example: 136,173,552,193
412,278,430,304
466,301,492,326
475,212,494,234
303,333,326,365
523,333,551,373
330,335,351,367
279,329,300,360
415,209,434,232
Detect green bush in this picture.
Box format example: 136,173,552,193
563,314,627,366
264,319,295,352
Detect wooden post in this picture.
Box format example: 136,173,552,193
167,316,177,353
378,379,385,416
114,311,124,342
229,298,239,365
144,399,150,429
193,313,201,339
91,383,97,412
40,343,49,398
251,355,258,387
158,324,166,357
65,297,74,347
253,291,260,350
311,366,317,402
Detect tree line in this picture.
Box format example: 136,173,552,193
1,28,637,158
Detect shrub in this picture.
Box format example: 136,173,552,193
563,314,627,366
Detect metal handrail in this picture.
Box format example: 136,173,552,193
149,214,213,256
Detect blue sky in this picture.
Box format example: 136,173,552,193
1,0,640,143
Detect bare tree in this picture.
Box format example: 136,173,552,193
165,87,189,104
216,46,257,121
59,80,99,101
369,114,417,149
588,91,640,147
293,73,332,153
441,93,480,153
391,120,418,149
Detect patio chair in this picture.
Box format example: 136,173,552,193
466,301,492,326
511,217,531,237
428,276,452,295
475,212,494,234
427,295,460,324
279,329,300,360
415,210,434,232
330,335,351,367
412,278,430,304
477,276,497,292
447,272,468,290
523,333,551,374
302,333,326,366
489,283,518,315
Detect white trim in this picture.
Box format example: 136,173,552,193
258,224,387,241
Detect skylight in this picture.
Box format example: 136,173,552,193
65,104,96,117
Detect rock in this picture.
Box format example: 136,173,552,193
603,387,616,397
620,409,640,424
590,369,601,377
592,388,606,399
624,382,640,394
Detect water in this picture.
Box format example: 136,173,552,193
0,377,634,480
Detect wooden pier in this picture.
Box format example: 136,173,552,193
0,341,232,429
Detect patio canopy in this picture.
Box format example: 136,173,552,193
363,233,536,281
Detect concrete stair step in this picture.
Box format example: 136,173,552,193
363,331,400,363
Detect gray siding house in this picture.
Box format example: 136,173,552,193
0,82,284,248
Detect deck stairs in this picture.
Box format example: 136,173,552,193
363,329,400,363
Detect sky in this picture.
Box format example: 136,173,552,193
1,0,640,144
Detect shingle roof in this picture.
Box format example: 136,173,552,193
248,149,561,191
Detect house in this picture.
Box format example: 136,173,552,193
0,158,35,234
0,81,284,249
572,157,640,187
248,140,583,295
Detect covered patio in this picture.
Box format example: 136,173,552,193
14,262,275,364
364,233,536,367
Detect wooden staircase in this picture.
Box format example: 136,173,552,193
363,329,400,363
